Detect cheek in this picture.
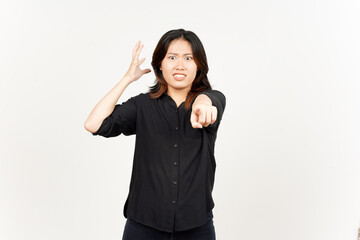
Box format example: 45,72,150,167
189,64,198,76
162,63,173,73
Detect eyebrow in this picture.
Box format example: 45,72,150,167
167,53,193,55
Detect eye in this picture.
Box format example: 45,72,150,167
185,56,193,60
169,56,176,60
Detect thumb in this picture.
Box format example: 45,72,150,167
142,68,151,74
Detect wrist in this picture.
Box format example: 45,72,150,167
122,74,135,84
194,94,212,106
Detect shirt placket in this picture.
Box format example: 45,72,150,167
170,107,180,228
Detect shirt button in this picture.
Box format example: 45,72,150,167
175,126,178,130
174,144,178,148
173,181,178,185
172,200,176,204
174,162,178,166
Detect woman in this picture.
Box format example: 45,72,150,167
85,29,226,240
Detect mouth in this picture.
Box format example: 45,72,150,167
173,74,186,81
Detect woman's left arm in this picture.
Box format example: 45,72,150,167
190,90,226,129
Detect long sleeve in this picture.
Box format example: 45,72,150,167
92,94,139,138
89,92,224,232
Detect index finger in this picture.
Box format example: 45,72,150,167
190,110,202,128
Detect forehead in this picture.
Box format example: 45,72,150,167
167,39,193,54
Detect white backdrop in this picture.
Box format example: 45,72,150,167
1,0,360,239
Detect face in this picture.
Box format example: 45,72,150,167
160,38,198,95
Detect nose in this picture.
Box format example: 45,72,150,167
175,58,185,70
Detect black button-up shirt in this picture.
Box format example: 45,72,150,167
92,90,226,232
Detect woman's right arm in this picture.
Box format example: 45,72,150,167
84,41,151,134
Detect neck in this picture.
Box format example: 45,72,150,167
167,88,190,107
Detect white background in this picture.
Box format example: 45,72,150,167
1,0,359,239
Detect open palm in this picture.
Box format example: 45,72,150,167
125,41,151,82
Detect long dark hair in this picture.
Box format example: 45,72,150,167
150,29,211,110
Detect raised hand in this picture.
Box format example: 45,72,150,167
124,41,151,82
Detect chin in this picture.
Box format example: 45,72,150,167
170,83,191,90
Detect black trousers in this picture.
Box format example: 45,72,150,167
122,211,216,240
